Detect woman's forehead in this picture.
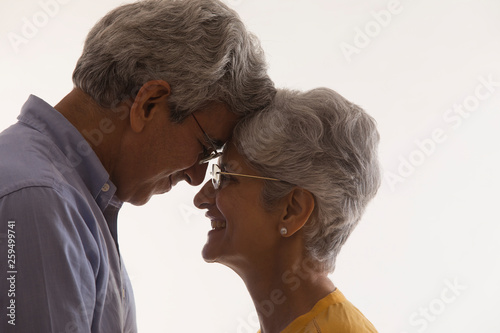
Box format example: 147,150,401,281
219,142,248,173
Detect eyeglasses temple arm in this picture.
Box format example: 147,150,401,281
218,171,281,182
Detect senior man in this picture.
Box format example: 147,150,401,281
0,0,275,332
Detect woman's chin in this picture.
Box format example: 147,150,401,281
201,243,220,263
202,227,228,262
201,249,216,263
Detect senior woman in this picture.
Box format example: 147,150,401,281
194,87,380,333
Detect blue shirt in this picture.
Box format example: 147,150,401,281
0,96,137,332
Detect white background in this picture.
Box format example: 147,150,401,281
1,0,500,332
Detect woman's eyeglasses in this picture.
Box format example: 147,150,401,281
211,163,282,189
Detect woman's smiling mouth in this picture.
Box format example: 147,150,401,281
210,220,226,230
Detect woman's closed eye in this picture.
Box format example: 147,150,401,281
219,172,239,188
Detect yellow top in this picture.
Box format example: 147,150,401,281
258,289,377,333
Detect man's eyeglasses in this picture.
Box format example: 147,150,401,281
211,164,282,189
191,113,223,164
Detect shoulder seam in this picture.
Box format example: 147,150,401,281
0,181,64,201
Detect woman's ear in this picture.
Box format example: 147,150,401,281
129,80,171,133
279,188,315,237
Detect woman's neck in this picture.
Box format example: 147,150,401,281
238,257,336,333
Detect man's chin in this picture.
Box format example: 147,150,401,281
133,188,173,206
127,195,154,206
121,178,175,206
124,189,157,206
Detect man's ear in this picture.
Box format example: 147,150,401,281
279,188,315,237
129,80,171,133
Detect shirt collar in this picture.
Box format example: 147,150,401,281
17,95,122,211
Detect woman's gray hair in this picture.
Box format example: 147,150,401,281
73,0,275,121
234,88,381,273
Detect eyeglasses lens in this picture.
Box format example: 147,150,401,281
211,164,221,189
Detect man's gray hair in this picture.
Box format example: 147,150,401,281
73,0,275,121
234,88,381,272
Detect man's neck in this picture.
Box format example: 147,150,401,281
54,88,129,183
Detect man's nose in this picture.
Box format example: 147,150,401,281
193,180,216,209
184,161,209,186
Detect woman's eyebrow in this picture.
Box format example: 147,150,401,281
219,161,237,173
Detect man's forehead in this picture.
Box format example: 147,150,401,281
195,102,239,145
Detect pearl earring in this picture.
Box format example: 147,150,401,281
280,227,288,236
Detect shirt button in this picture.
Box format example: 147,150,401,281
101,183,110,192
